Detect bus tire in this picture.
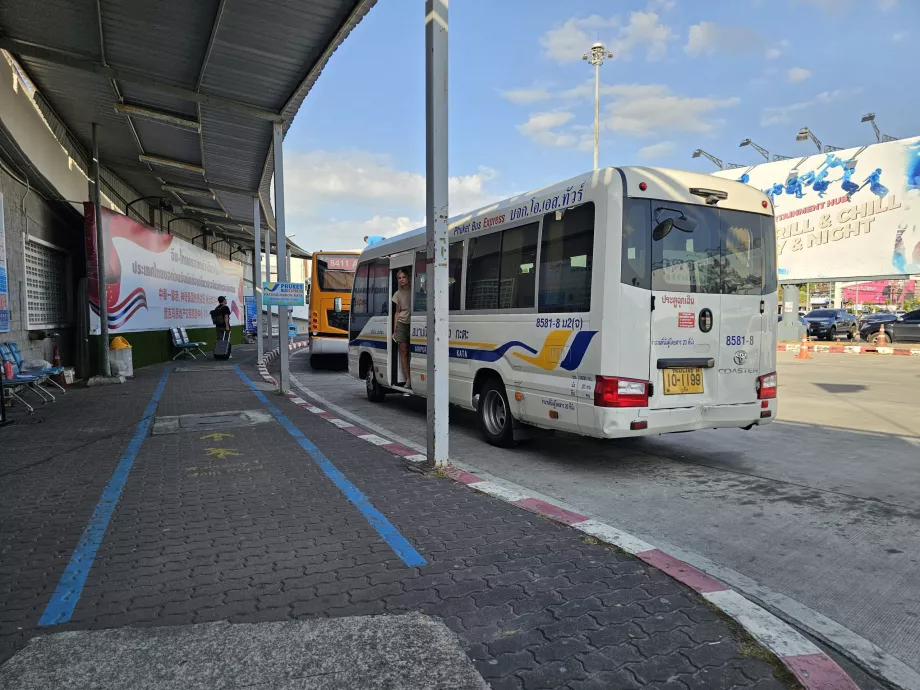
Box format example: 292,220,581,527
366,363,387,403
309,354,320,369
478,378,516,448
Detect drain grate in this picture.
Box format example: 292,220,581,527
151,409,273,435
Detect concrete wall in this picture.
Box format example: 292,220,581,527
0,170,84,370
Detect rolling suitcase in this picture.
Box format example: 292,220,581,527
214,331,231,360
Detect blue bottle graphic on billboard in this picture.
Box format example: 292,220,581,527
906,140,920,191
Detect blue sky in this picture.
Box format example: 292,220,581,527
283,0,917,250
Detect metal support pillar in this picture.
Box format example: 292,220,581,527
253,197,264,363
92,123,111,377
425,0,449,469
273,121,290,392
264,224,271,351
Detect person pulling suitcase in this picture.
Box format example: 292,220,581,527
210,296,232,360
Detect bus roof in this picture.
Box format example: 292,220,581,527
359,166,771,261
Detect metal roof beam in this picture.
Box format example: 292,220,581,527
0,37,283,123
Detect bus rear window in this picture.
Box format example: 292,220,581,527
317,255,357,292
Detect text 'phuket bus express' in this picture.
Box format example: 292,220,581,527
348,167,777,447
309,251,359,363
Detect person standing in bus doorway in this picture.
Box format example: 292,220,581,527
392,268,412,389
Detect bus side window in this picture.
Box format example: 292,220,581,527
352,262,369,314
449,241,464,310
371,260,390,316
621,198,651,290
413,251,427,312
539,203,595,313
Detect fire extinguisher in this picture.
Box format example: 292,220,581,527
2,360,12,381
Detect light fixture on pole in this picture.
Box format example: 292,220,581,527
691,149,723,169
125,195,175,227
583,42,614,170
860,113,897,143
739,138,770,161
796,126,842,153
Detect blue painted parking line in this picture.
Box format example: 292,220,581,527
234,366,427,568
39,366,172,626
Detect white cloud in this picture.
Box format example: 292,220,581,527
892,31,906,41
518,111,577,147
766,40,790,59
646,0,675,11
603,84,739,136
540,11,672,63
500,87,552,104
610,12,672,61
760,89,860,126
540,15,620,63
636,141,675,160
282,151,505,248
878,0,898,9
685,21,768,56
787,67,812,83
302,215,423,251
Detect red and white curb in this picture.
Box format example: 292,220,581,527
779,342,920,356
255,347,860,690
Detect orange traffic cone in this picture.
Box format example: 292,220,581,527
796,333,811,360
876,323,888,346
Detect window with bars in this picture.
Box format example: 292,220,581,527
25,238,71,328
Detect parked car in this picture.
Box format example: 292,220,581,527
803,309,858,341
860,309,920,344
778,314,809,328
857,312,897,329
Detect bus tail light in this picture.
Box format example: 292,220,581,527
594,376,649,408
756,372,777,399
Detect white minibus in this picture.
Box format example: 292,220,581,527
348,167,777,447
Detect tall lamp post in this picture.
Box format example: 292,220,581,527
860,113,897,143
583,42,613,170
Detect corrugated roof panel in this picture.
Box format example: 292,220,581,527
199,106,271,191
130,118,202,166
116,84,200,118
199,0,352,110
0,0,100,60
100,0,220,87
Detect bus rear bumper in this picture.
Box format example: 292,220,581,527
310,337,348,355
595,400,776,437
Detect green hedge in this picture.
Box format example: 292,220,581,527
87,326,243,375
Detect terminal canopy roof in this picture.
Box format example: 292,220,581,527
0,0,374,256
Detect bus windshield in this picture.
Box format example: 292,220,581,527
316,255,358,292
623,198,776,295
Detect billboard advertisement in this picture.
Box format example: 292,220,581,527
85,204,244,334
0,193,9,333
712,137,920,282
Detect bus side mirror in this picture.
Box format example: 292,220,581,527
334,297,343,313
652,218,673,241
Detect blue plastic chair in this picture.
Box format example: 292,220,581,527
170,328,205,360
6,342,65,393
0,345,47,413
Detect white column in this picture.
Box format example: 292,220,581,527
253,197,264,363
273,121,290,392
264,221,271,349
425,0,449,469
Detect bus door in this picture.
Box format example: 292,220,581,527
388,252,415,387
647,203,722,410
716,210,767,405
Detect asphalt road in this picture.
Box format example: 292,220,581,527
290,351,920,688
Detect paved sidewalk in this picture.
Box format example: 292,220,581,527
1,346,797,689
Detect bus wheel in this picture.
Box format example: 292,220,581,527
478,378,516,447
309,354,320,369
366,364,387,403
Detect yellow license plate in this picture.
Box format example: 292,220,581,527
662,368,704,395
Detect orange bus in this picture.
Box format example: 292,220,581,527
308,251,360,368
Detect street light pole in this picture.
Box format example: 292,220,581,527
583,43,613,170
